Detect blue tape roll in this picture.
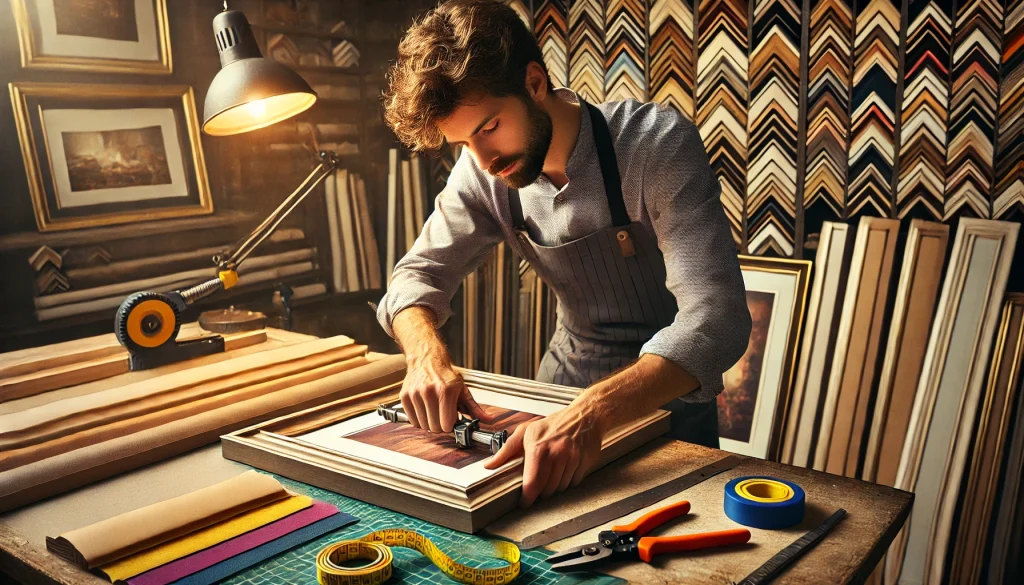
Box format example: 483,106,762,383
724,476,805,530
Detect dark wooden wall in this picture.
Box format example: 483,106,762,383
0,0,430,353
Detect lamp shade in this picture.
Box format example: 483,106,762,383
202,9,316,136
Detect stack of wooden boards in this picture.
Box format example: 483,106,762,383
323,168,382,293
223,368,669,532
0,324,407,512
46,471,358,585
28,229,319,322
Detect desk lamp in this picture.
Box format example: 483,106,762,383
113,5,343,370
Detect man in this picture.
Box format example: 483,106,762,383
375,0,750,507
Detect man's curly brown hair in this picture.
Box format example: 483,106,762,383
382,0,553,152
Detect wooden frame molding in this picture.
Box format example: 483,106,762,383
951,293,1024,584
781,222,855,466
862,220,950,485
814,217,900,474
987,315,1024,585
886,218,1019,585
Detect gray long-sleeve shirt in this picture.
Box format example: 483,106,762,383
376,89,751,402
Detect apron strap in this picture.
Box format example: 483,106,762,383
509,183,527,231
584,101,631,227
508,99,632,231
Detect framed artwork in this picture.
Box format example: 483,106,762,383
10,0,172,74
10,82,212,232
300,388,557,485
224,369,670,532
717,255,811,460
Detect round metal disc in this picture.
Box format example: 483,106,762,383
198,307,267,334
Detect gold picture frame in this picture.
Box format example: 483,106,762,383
10,0,172,74
717,255,811,461
10,82,213,232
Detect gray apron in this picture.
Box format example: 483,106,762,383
508,100,719,448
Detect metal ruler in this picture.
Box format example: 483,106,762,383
735,508,847,585
518,454,745,549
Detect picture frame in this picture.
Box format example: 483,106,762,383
10,0,172,74
717,255,811,460
222,368,670,532
10,82,213,232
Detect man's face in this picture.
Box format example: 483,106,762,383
436,92,553,189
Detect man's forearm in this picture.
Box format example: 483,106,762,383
575,354,701,435
392,306,450,364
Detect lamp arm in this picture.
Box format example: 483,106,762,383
169,150,341,308
222,150,341,271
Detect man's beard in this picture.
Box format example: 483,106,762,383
488,98,553,189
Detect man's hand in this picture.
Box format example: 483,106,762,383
483,404,605,507
392,306,491,433
401,353,489,433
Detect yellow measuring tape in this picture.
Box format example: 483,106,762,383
316,528,520,585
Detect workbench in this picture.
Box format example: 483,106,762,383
0,435,911,584
0,326,912,584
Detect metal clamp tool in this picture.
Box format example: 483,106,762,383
375,404,508,454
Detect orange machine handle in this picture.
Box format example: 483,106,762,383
611,500,691,536
636,528,751,562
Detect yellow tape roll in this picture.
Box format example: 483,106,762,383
733,478,794,503
316,529,520,585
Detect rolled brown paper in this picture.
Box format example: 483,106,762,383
45,470,288,569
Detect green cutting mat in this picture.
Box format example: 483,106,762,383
221,474,624,585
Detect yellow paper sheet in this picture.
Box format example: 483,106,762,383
99,495,312,581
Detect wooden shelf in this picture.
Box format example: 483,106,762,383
251,22,351,42
0,211,259,252
0,274,315,339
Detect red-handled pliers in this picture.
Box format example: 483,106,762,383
544,500,750,572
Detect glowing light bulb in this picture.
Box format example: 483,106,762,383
245,99,266,119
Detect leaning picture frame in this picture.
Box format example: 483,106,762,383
10,82,213,232
10,0,172,74
717,255,811,460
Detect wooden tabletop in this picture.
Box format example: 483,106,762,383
488,439,913,584
1,437,910,585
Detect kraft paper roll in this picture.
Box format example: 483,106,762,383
47,471,289,568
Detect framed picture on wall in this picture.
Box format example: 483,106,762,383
717,256,811,460
10,82,213,232
10,0,172,74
